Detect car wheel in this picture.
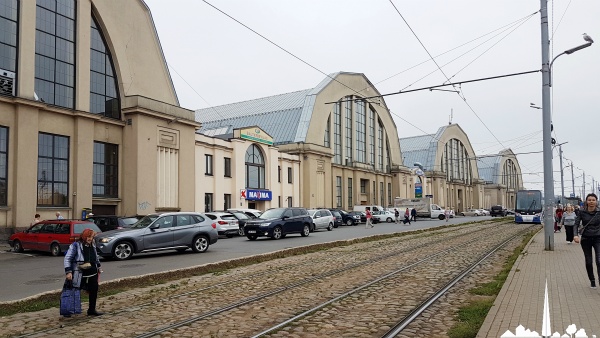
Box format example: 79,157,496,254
238,227,245,236
247,235,257,241
345,219,353,226
386,217,393,223
327,223,333,231
271,226,283,240
438,214,445,220
50,243,61,256
192,235,209,253
301,224,310,237
112,241,134,260
12,240,23,253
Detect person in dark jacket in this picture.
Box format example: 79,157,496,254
574,193,600,289
410,208,417,222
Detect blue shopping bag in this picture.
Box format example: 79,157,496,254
59,280,81,316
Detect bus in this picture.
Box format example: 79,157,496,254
515,190,543,224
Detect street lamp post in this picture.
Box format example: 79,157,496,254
539,0,593,251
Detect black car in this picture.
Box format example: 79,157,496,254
228,211,252,236
490,205,508,217
349,211,367,223
86,215,142,232
243,207,312,240
331,209,360,226
330,210,343,228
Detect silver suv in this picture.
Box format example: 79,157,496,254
204,212,239,238
95,212,218,260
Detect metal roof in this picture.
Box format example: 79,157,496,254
477,155,502,184
399,125,447,171
194,73,341,145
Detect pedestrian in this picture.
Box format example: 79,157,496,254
573,193,600,289
394,208,400,224
410,207,417,222
64,228,104,316
365,208,373,228
31,214,41,226
561,204,577,243
444,208,450,222
56,211,64,220
404,208,411,225
554,205,563,232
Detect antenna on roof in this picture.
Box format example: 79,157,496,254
449,108,453,125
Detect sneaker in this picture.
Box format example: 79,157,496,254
591,281,597,289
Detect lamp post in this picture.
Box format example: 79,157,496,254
539,0,593,251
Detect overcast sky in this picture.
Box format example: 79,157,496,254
143,0,598,197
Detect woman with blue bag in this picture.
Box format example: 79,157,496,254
63,228,103,317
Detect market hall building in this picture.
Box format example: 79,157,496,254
0,0,200,238
195,72,414,211
476,149,523,209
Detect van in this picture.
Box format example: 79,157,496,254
353,205,385,213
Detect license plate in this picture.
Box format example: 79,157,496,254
248,230,256,234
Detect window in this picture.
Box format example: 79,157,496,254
335,176,342,208
0,0,18,73
245,144,265,189
441,138,472,184
378,121,384,170
0,126,7,205
224,194,231,210
333,102,342,164
278,195,281,207
388,183,392,207
90,16,120,118
355,100,366,163
204,193,213,212
360,179,367,194
176,215,193,226
93,142,118,197
37,133,69,206
35,0,76,108
205,154,213,175
287,197,292,207
369,108,376,166
324,115,330,148
380,182,384,207
287,167,292,183
347,178,353,208
278,165,281,183
345,98,352,163
41,223,57,233
224,157,231,177
155,215,174,228
373,181,376,204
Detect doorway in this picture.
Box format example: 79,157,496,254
457,189,463,212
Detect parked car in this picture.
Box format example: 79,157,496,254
478,209,491,216
490,205,508,217
329,210,343,228
307,209,335,232
349,211,367,223
95,212,218,260
86,215,142,232
243,207,312,240
460,209,482,217
227,211,253,236
9,220,102,256
330,209,360,226
205,212,239,238
227,208,262,219
372,210,395,223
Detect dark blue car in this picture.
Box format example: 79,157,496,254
243,208,312,240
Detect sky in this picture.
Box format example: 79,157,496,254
143,0,599,197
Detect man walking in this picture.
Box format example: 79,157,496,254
410,208,417,222
394,208,400,224
365,208,373,228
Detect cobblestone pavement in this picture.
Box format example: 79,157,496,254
0,221,531,338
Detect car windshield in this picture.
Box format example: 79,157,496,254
221,214,237,221
260,209,285,219
121,217,139,226
331,211,341,217
307,210,317,217
231,212,250,220
73,222,102,234
131,215,160,228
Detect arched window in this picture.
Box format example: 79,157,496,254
90,16,120,119
245,144,265,189
441,138,472,184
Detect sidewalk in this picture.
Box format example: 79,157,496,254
478,229,600,337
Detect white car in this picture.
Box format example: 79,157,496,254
204,212,239,237
372,210,396,223
477,209,490,216
307,209,335,232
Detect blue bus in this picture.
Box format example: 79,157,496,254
514,190,543,224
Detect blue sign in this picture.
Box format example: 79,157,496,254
415,183,422,198
245,189,272,201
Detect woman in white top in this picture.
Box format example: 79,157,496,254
561,204,577,243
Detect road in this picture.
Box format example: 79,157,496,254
0,215,493,302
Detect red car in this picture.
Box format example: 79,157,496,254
9,220,102,256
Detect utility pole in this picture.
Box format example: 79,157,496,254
559,144,565,205
583,172,586,196
540,0,554,250
571,162,575,198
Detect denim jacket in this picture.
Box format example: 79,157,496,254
63,241,101,288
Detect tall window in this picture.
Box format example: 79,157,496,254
35,0,76,108
205,154,213,175
345,98,352,163
224,157,231,177
369,108,375,166
224,194,231,210
93,142,118,197
0,126,7,205
380,182,384,207
90,17,120,118
372,181,376,204
333,102,341,164
37,133,69,206
278,165,281,182
388,183,392,207
378,121,384,170
0,0,18,74
204,193,213,212
287,196,293,207
287,167,292,183
324,115,330,148
245,144,265,189
355,100,366,163
347,178,353,208
441,138,472,184
336,176,342,208
360,179,367,194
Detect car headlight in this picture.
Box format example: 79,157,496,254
259,223,271,227
99,237,114,244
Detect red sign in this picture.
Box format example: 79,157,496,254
240,190,246,199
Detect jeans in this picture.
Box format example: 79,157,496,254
580,236,600,282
